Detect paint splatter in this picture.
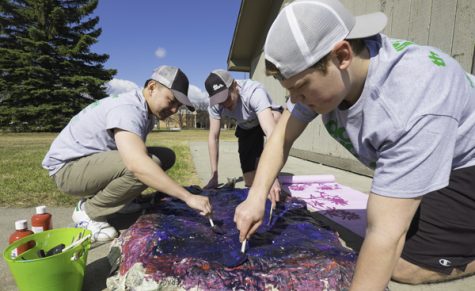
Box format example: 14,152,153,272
113,188,356,290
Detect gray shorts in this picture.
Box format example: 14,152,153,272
401,165,475,274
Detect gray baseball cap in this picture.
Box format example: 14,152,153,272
150,66,195,111
204,69,235,106
264,0,387,79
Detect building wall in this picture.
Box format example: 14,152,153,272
249,0,475,177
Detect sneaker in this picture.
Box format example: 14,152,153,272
117,200,142,214
72,199,118,242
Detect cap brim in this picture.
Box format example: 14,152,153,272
347,12,387,39
209,89,229,107
172,89,195,112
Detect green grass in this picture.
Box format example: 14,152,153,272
0,129,236,207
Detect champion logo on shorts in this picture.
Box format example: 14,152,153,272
438,258,452,267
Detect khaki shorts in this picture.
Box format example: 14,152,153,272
54,147,175,219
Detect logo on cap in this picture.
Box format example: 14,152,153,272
213,84,224,91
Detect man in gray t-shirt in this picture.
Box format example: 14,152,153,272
234,0,475,288
42,66,212,242
203,70,283,205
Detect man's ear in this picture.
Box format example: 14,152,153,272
145,80,153,90
333,40,352,70
148,80,161,91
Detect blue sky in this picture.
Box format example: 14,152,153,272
92,0,246,103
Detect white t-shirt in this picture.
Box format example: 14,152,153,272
42,89,156,175
288,34,475,198
208,79,281,129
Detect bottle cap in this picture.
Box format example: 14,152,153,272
36,205,47,214
15,219,28,230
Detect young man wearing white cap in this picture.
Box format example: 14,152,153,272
204,69,283,203
43,66,212,242
234,0,475,289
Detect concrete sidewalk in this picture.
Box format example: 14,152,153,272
1,141,473,290
189,141,372,194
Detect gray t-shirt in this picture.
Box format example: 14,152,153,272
42,89,156,176
208,79,281,129
288,34,475,198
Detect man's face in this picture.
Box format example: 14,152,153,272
221,85,239,111
281,58,349,114
149,83,182,120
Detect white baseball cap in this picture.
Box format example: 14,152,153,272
264,0,387,79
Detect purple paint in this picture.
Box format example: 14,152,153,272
115,188,356,290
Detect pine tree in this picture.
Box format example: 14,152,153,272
0,0,116,131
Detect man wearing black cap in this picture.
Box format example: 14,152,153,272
43,65,212,242
204,69,283,204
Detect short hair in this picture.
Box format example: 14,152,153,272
144,79,165,88
144,79,154,88
265,38,367,78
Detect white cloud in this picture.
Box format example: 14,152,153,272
105,78,139,95
155,47,167,58
188,84,209,110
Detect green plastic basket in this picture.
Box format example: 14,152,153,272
3,228,91,291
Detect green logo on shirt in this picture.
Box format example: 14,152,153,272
325,120,358,158
392,40,413,52
429,51,446,67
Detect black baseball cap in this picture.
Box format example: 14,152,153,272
204,69,234,107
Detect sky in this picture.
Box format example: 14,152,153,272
91,1,246,105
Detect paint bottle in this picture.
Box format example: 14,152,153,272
8,219,34,258
31,205,52,233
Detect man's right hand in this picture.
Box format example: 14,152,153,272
184,194,212,216
204,174,218,189
234,195,266,242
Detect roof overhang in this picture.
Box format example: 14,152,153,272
227,0,284,72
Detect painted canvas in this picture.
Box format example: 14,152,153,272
107,187,357,290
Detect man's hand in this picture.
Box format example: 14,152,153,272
234,196,266,242
184,194,212,216
268,178,281,209
204,174,218,189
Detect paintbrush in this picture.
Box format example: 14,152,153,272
241,239,247,253
62,234,92,253
267,206,274,226
208,217,225,235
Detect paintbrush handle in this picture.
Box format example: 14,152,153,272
241,239,247,253
62,234,91,252
208,217,215,227
267,207,274,226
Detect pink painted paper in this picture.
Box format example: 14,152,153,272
279,175,368,237
278,174,336,184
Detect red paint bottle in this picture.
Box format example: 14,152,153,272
31,205,52,233
8,219,34,258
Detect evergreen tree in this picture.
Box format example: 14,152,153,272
0,0,116,131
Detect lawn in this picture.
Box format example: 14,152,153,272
0,129,236,207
